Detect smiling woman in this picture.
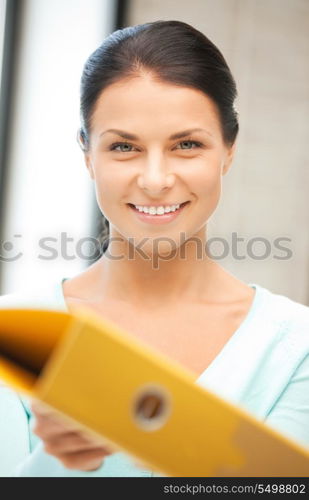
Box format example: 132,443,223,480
1,19,309,478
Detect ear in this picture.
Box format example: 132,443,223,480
84,153,95,180
76,128,95,180
222,141,237,176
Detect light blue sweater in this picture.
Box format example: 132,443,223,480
0,281,308,476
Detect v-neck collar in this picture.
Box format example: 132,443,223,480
195,283,266,388
59,279,264,383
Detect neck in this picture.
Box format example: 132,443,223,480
96,227,219,308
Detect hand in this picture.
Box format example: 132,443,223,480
31,399,115,471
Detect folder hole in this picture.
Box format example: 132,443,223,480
133,388,170,431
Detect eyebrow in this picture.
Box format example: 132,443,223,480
99,128,212,140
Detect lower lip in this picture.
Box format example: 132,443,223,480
128,202,190,224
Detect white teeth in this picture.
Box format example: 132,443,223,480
134,203,181,215
156,206,165,215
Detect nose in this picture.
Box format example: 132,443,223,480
137,156,176,195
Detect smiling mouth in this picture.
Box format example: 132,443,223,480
126,201,191,224
127,201,190,211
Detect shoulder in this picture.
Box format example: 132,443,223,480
253,284,309,353
257,285,309,329
62,259,103,301
0,280,67,311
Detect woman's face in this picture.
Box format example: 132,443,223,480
84,74,236,256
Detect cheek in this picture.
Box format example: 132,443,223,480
188,162,222,200
92,168,129,218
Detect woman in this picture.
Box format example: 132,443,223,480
1,19,308,477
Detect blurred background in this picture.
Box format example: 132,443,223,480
0,0,308,305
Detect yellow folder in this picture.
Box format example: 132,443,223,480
0,306,308,477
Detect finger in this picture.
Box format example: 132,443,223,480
31,400,65,422
58,448,110,471
77,428,116,449
31,399,54,417
32,415,78,439
31,400,77,427
32,416,107,449
31,401,116,452
31,409,83,437
43,431,113,455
